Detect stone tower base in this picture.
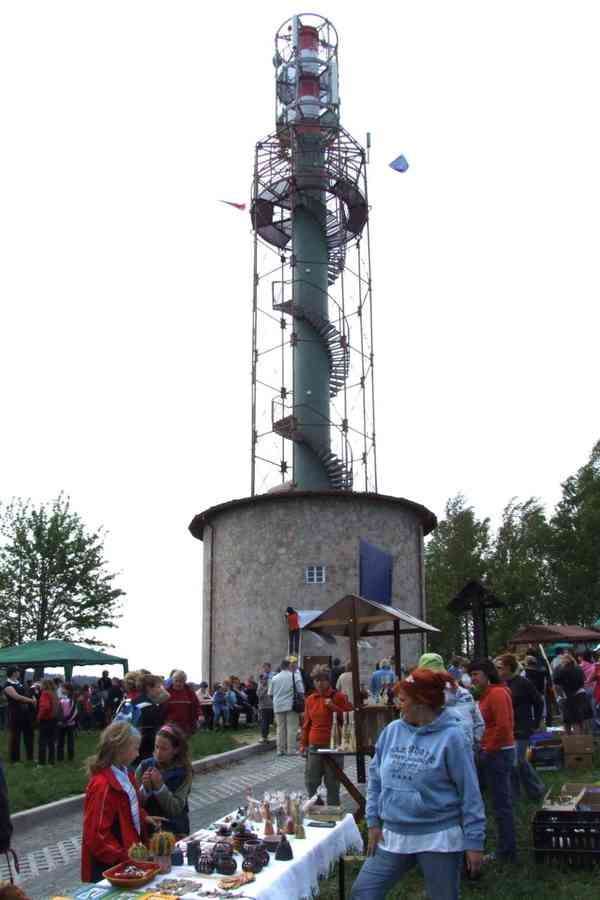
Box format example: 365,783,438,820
189,491,436,686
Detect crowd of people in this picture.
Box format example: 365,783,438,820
1,643,600,898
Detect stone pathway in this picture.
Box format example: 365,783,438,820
7,750,363,899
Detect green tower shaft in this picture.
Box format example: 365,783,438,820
292,135,331,489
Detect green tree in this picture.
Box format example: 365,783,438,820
424,494,490,660
549,439,600,626
486,497,553,652
0,494,124,646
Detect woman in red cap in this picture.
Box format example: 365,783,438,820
350,668,485,900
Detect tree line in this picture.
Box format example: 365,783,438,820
0,493,124,647
425,439,600,660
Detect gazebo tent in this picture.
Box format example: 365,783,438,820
304,594,439,787
0,639,129,680
508,624,600,646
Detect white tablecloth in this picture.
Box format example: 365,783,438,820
97,813,363,899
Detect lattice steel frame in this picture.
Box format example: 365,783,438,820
250,124,378,496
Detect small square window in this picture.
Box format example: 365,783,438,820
305,565,326,584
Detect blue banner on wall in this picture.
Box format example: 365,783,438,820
359,539,393,605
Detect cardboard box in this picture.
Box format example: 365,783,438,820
562,735,593,755
564,752,593,770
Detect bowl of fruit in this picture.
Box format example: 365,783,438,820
102,859,161,888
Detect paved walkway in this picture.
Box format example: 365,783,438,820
7,750,363,899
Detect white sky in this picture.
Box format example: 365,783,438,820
1,1,598,680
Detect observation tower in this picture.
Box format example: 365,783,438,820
190,14,436,685
251,14,375,495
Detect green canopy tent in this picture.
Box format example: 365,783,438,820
0,639,129,680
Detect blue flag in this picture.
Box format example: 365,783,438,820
389,154,409,173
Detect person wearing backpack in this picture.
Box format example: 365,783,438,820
37,679,59,765
57,683,79,762
114,674,165,764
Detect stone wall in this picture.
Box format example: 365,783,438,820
194,492,434,686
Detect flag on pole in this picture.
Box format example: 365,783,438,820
219,200,247,211
389,154,409,173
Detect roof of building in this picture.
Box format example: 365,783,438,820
188,490,437,541
508,624,600,645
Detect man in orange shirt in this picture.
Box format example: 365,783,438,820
300,667,352,804
286,607,300,656
468,659,516,863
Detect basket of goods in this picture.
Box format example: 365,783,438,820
149,830,177,874
102,859,161,887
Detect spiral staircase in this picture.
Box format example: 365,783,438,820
251,128,368,491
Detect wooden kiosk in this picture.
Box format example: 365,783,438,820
303,594,440,819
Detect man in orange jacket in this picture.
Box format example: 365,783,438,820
469,658,517,863
300,667,352,805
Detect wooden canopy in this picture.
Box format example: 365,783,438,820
508,624,600,646
302,594,439,790
303,594,440,639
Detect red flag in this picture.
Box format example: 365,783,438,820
220,200,246,211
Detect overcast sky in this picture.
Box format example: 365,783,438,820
1,1,598,679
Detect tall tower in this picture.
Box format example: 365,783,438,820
190,14,436,686
251,14,375,495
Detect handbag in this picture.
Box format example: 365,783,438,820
292,672,304,714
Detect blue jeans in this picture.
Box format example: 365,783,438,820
481,748,516,859
511,738,545,801
349,845,462,900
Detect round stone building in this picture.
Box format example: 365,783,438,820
189,490,436,685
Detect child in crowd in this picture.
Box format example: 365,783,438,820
81,722,161,882
136,724,192,837
57,683,79,762
212,684,229,729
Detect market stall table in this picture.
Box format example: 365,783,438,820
310,750,366,821
77,813,363,900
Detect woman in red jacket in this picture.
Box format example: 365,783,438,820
164,670,200,736
81,721,162,882
37,679,59,766
300,666,352,804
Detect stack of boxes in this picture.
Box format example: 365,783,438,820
530,732,594,771
562,734,593,769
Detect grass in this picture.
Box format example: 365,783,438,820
319,754,600,899
1,724,261,813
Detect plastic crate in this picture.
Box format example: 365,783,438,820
531,744,564,770
533,807,600,866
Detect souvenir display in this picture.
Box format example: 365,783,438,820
195,853,215,875
214,853,237,876
217,870,255,891
129,841,152,861
274,833,294,861
260,799,275,836
82,786,354,899
186,840,201,867
262,833,281,852
149,830,177,873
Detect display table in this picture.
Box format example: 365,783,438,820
312,750,367,821
81,814,362,900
